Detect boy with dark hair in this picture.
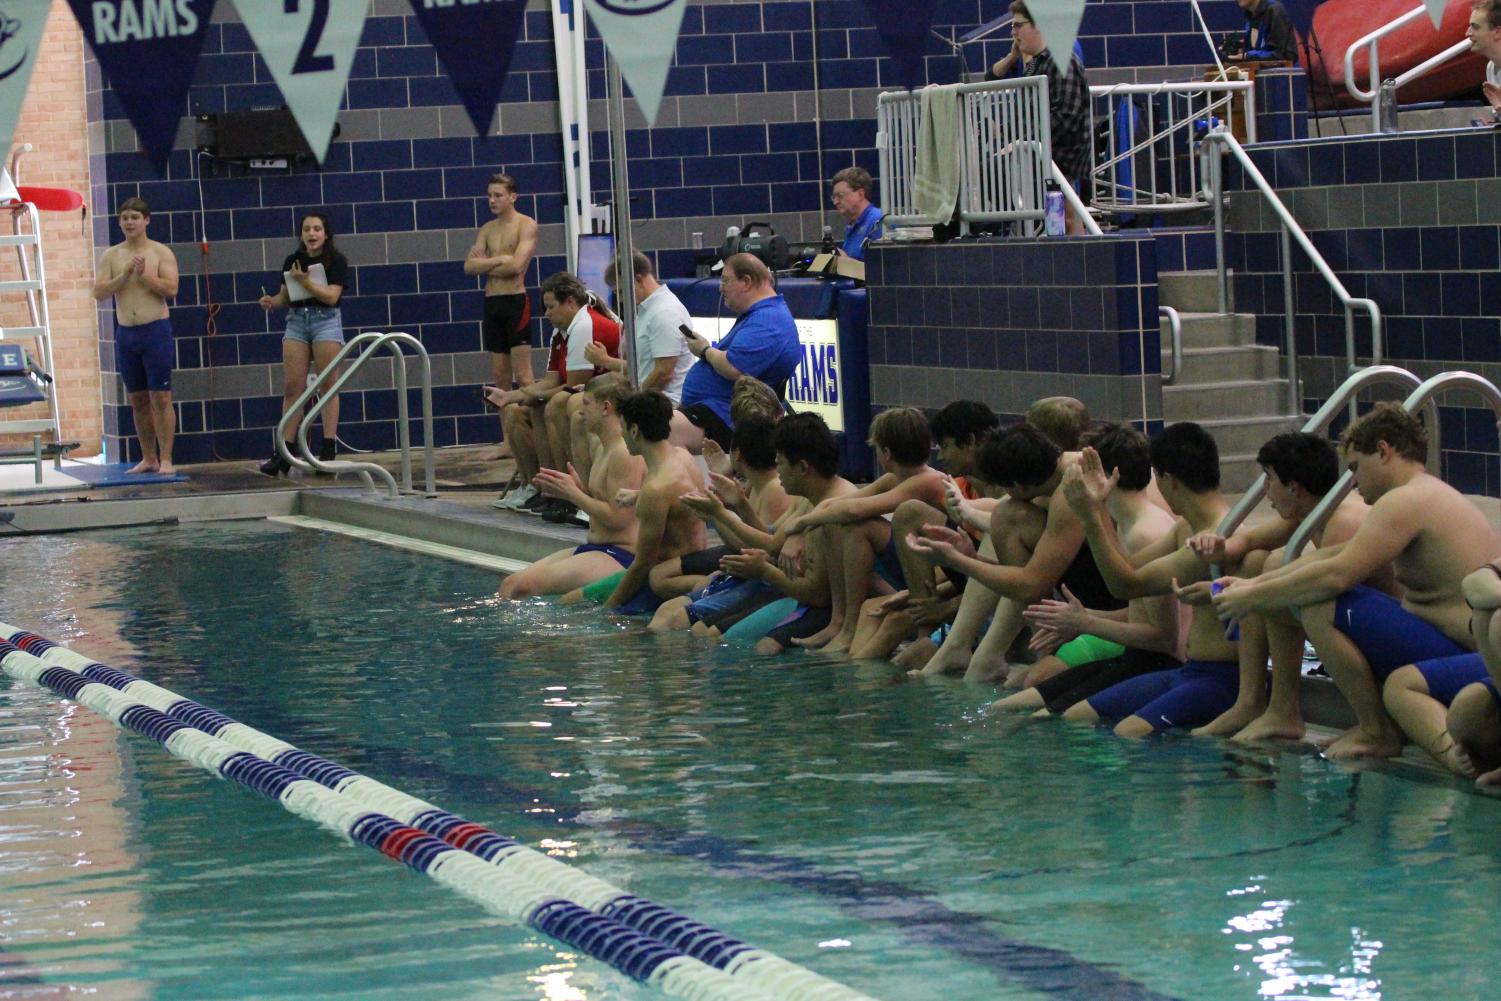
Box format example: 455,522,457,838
1214,403,1501,759
997,424,1182,712
777,407,948,653
1058,422,1240,735
909,422,1127,681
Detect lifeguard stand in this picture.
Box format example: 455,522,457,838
0,144,79,483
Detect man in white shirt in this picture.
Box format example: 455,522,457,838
591,251,695,403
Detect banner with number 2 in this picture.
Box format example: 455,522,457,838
233,0,366,164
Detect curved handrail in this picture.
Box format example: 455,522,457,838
1344,5,1429,104
1214,365,1423,550
1284,370,1501,561
1160,306,1182,385
274,331,436,500
1205,131,1383,410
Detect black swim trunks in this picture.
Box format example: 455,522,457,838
483,293,532,353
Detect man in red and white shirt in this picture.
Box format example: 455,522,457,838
488,272,619,513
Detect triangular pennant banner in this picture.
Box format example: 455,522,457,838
581,0,687,127
0,1,50,173
66,0,217,171
1029,0,1087,77
1423,0,1445,28
1283,0,1317,41
409,0,527,135
861,0,938,90
233,0,366,164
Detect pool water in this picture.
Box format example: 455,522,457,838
2,520,1501,1000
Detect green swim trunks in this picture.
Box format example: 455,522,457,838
1056,633,1126,667
580,570,627,604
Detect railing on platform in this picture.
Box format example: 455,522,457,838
1202,128,1382,419
958,76,1052,233
876,88,943,227
1344,4,1498,130
1090,79,1256,215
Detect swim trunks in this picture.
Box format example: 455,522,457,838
1057,542,1127,612
762,604,835,650
573,542,633,569
1332,585,1468,681
116,317,174,393
873,529,905,591
1037,647,1183,715
1413,652,1490,706
679,545,737,577
1056,633,1127,668
483,293,532,353
1086,659,1239,731
722,596,801,644
580,570,626,603
687,576,774,627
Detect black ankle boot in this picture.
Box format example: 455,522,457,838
259,447,292,476
318,439,336,462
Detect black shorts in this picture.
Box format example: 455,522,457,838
679,545,738,576
764,605,834,650
679,402,733,451
483,293,532,353
1037,648,1182,715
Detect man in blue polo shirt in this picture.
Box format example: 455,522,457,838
831,167,884,261
671,253,802,451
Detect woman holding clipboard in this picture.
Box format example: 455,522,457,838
257,211,350,475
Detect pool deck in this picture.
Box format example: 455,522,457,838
5,442,1499,777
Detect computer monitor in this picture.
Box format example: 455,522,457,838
577,233,615,310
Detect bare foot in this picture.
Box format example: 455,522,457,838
1191,702,1267,738
914,644,971,677
1001,665,1030,689
127,460,159,474
157,462,177,476
1231,710,1306,744
1475,763,1501,787
792,622,843,649
819,633,853,656
1323,725,1403,760
993,689,1044,712
558,588,586,605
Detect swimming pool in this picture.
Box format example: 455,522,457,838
2,520,1500,1000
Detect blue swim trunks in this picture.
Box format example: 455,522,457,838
116,317,174,393
873,529,904,592
573,542,633,569
1086,659,1239,732
1413,653,1490,707
1332,585,1468,681
686,576,773,625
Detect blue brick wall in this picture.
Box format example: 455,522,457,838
92,0,1244,464
1225,130,1501,496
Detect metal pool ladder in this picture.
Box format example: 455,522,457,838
274,331,436,499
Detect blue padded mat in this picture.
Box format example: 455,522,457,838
60,463,187,487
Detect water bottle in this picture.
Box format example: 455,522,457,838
1209,581,1240,641
1043,181,1065,236
820,224,835,255
1378,79,1399,134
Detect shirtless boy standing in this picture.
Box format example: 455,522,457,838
92,197,180,474
465,174,539,440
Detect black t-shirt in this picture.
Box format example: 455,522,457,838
280,247,349,306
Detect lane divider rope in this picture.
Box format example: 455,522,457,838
0,624,878,1001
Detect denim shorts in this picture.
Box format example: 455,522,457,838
284,306,344,345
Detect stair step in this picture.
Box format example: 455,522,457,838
0,279,41,293
1159,270,1231,313
1161,311,1257,348
0,326,46,340
1162,378,1290,421
1194,413,1306,455
1164,344,1281,384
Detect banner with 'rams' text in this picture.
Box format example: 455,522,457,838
410,0,528,136
860,0,937,91
66,0,217,171
232,0,366,164
581,0,686,127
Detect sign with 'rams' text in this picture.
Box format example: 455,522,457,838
688,316,845,432
409,0,528,136
581,0,686,127
232,0,366,164
66,0,217,170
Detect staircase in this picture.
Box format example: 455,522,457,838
1158,270,1303,491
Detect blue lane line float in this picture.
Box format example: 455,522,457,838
0,625,879,1001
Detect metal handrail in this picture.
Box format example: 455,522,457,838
1089,79,1256,214
1160,306,1182,385
1284,370,1501,560
1344,4,1496,129
1204,129,1382,419
1214,365,1424,548
274,331,436,499
1049,159,1103,235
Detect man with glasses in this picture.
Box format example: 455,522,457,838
987,0,1091,234
829,167,884,261
670,253,802,452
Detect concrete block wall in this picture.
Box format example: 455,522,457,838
1225,129,1501,496
86,0,1242,464
865,234,1161,428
